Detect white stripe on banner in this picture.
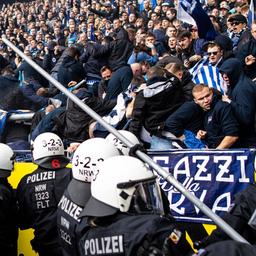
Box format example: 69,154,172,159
177,1,196,26
248,0,255,28
190,62,226,94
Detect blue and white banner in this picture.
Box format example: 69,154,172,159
178,0,217,40
149,149,255,223
248,0,256,28
189,57,226,94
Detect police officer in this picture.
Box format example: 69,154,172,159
0,143,18,256
194,240,256,256
57,138,119,256
194,183,256,249
78,155,192,256
17,132,71,256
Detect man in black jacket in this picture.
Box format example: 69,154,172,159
92,25,133,72
57,46,85,87
0,66,19,107
220,58,256,147
193,84,239,149
88,1,119,22
236,22,256,80
129,66,184,139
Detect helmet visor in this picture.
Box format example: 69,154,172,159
127,178,164,215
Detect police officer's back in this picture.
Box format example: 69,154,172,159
78,155,192,256
0,144,18,256
17,132,71,256
57,138,119,256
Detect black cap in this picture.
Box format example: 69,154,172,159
228,14,247,24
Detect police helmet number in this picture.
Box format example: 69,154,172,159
42,138,62,147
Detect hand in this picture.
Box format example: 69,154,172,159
45,104,55,114
67,143,81,153
68,81,77,87
222,94,231,104
145,41,155,49
189,54,201,63
245,55,256,66
36,87,48,96
196,130,207,140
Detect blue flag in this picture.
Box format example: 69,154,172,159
138,0,144,13
151,0,157,9
248,0,256,28
179,0,217,40
189,57,226,94
89,24,96,42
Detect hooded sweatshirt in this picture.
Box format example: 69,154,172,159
220,58,256,147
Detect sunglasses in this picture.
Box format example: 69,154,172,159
231,21,241,26
207,51,218,56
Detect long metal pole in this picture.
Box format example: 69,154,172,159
2,36,249,244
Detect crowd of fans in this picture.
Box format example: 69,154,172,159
0,0,256,151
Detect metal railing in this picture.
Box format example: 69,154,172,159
2,36,250,244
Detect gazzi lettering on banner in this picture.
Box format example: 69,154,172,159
149,149,255,223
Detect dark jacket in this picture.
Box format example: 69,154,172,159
0,74,19,107
15,60,46,86
202,241,256,256
104,65,133,101
177,41,197,68
79,213,192,256
20,82,49,111
129,75,184,137
17,164,71,255
0,179,18,256
203,93,239,148
220,58,256,147
54,88,115,142
57,55,85,87
80,42,107,77
42,52,61,73
236,37,256,79
199,184,256,247
92,28,133,71
89,6,119,22
181,70,195,101
164,101,203,137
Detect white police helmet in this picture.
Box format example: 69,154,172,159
32,132,68,168
0,143,15,177
71,138,120,182
82,155,164,217
106,130,139,155
68,138,120,205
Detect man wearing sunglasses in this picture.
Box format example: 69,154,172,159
227,14,250,52
236,22,256,80
205,42,223,66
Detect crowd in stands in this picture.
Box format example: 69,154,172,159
0,0,256,151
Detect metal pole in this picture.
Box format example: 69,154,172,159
2,36,249,244
8,113,34,121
